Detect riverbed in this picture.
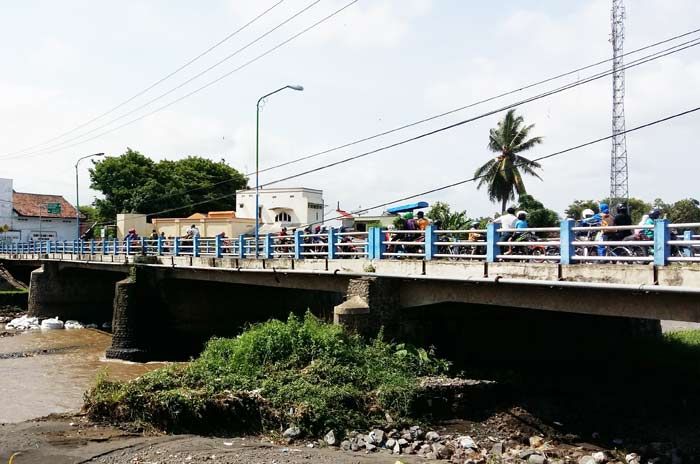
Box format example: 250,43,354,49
0,326,166,423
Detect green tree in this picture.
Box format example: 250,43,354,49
90,148,248,220
426,201,471,230
565,200,599,220
516,194,559,228
668,198,700,224
474,109,544,213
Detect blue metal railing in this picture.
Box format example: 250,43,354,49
1,221,700,266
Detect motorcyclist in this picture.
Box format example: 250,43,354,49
612,202,633,240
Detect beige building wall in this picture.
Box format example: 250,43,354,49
152,218,255,238
116,214,151,239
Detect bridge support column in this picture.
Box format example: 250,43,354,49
333,277,399,337
106,265,164,361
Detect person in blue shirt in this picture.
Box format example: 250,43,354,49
514,210,529,229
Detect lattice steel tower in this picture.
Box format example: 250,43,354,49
610,0,629,206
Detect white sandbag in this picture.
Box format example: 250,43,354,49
6,315,40,330
41,317,65,330
64,320,84,329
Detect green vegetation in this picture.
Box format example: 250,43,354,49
474,109,543,213
84,313,448,435
89,148,248,220
0,289,28,294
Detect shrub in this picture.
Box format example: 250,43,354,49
85,313,449,436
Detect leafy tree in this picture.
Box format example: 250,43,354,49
668,198,700,224
474,109,543,213
516,194,559,228
90,148,248,220
565,200,600,220
426,201,471,230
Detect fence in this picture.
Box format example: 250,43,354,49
2,220,700,266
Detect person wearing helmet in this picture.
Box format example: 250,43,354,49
612,202,633,240
642,208,661,239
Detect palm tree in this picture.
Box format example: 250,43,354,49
474,109,543,213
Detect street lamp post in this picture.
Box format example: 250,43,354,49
255,84,303,257
75,153,105,240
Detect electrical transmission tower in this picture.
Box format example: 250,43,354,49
610,0,629,208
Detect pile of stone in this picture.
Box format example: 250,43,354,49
284,426,683,464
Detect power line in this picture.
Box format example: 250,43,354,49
79,31,700,207
259,39,700,189
1,0,322,159
0,0,359,161
2,0,286,157
303,105,700,227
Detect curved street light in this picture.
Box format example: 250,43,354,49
255,84,304,257
75,152,105,239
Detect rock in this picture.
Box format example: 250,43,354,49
351,442,360,452
282,426,300,439
324,430,337,446
458,436,478,450
625,454,640,464
592,451,608,463
393,442,401,454
529,436,545,448
410,426,425,440
426,431,441,442
368,429,385,445
401,432,412,441
425,452,437,460
580,456,597,464
398,438,408,447
365,443,377,452
340,440,351,451
418,444,432,456
528,455,547,464
490,442,504,456
386,438,396,448
520,450,540,459
432,443,453,459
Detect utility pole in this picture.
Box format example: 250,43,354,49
610,0,629,210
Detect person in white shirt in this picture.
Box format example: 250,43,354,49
495,207,518,230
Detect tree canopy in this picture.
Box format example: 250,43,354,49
474,109,543,213
426,201,471,230
516,194,559,228
89,148,248,220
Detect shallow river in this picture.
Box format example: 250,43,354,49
0,327,166,423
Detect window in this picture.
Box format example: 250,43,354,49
239,204,244,209
275,212,291,222
308,203,323,210
17,218,28,222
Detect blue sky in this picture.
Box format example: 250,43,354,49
1,0,699,218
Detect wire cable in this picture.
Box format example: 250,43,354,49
301,104,700,228
0,0,359,161
113,103,700,223
259,39,700,189
2,0,287,157
1,0,322,159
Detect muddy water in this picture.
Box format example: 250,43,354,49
0,327,167,423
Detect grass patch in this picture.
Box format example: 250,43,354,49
84,313,449,436
0,289,27,294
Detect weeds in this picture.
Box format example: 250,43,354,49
85,312,449,436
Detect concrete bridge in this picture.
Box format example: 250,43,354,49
2,253,700,361
2,221,700,361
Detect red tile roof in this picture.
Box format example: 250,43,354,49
12,192,81,219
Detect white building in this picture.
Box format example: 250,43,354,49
0,178,80,244
236,187,324,231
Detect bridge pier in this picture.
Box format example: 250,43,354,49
105,275,153,361
334,277,399,337
27,262,121,322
